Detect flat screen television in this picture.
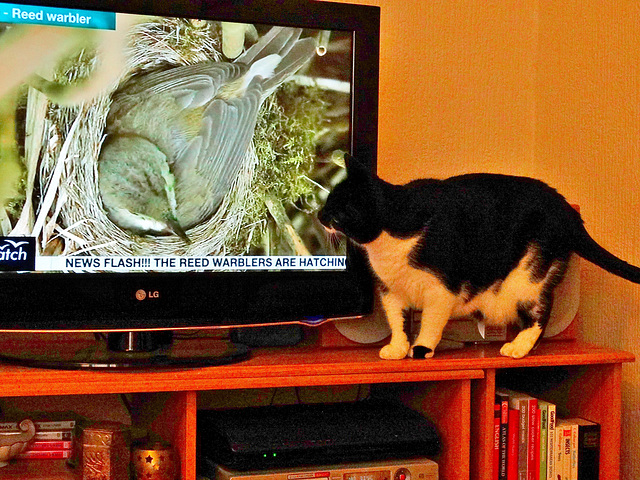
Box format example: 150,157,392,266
0,0,379,368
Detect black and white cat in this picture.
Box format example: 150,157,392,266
318,154,640,360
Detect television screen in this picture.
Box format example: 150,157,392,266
0,0,379,367
1,3,358,273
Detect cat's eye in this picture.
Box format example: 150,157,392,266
345,205,360,219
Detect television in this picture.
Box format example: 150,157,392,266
0,0,379,368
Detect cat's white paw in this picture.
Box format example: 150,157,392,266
409,345,435,359
500,341,531,359
500,324,542,359
379,340,410,360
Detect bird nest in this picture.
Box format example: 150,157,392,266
39,95,259,258
26,17,326,261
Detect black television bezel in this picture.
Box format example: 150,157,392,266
0,0,379,332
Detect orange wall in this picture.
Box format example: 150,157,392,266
535,4,640,478
377,0,539,182
332,0,640,477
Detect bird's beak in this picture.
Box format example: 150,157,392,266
167,218,191,244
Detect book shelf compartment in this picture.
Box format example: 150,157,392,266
493,364,624,480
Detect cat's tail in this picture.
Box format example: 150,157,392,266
574,227,640,283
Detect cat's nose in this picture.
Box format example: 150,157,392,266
317,207,329,226
317,209,337,233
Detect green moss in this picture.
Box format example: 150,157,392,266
241,82,328,250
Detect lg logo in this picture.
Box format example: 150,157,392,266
135,289,160,301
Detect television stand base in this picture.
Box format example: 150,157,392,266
0,331,250,370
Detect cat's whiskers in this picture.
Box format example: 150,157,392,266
318,223,347,252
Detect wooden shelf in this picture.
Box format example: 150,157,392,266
0,460,75,480
0,338,632,396
0,338,633,480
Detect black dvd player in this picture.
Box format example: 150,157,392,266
197,399,440,471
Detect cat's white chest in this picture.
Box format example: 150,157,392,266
363,232,444,310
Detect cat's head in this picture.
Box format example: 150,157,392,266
318,153,383,244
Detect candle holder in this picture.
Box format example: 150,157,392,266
132,442,179,480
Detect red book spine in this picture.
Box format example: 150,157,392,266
499,398,509,480
496,392,510,480
507,409,519,480
16,449,72,459
27,440,73,451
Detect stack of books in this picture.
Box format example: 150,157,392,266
493,389,600,480
0,419,75,460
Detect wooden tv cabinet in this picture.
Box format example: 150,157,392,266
0,336,633,480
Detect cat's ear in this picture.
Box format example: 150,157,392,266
344,153,375,181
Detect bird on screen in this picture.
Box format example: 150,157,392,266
98,27,317,240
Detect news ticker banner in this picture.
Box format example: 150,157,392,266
0,3,115,29
34,255,347,272
0,238,346,272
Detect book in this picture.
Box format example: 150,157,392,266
553,421,565,480
0,419,76,432
507,408,519,480
576,418,600,480
34,430,74,441
25,440,73,451
532,407,541,480
557,422,573,480
538,402,549,480
543,401,557,480
571,423,578,480
564,423,573,480
496,391,511,480
538,400,556,480
494,400,501,480
16,449,72,460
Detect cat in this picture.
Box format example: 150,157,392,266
318,154,640,360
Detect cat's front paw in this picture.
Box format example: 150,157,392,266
409,345,434,359
500,325,542,359
379,340,410,360
500,341,531,359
